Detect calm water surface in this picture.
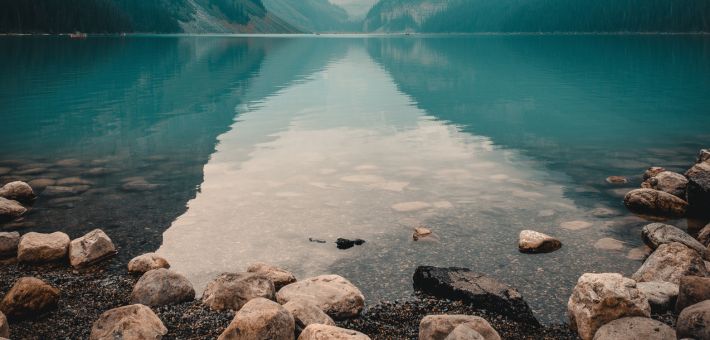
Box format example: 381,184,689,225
1,35,710,323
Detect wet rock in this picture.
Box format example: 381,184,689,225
698,149,710,164
626,246,652,261
677,300,710,340
298,324,370,340
643,167,666,181
202,272,275,311
42,185,87,198
85,167,115,176
685,162,710,214
592,317,675,340
605,176,628,184
277,274,365,320
0,277,60,319
632,242,709,284
246,262,297,290
567,273,650,340
0,168,10,176
559,220,592,230
675,275,710,313
641,223,707,258
55,159,82,167
413,266,537,325
47,196,82,209
413,227,433,241
643,171,688,198
56,177,92,186
0,311,7,338
593,238,624,251
89,304,167,340
590,207,620,218
0,198,26,222
0,181,35,203
418,315,501,340
637,281,678,313
518,230,561,253
128,253,170,273
68,229,116,268
17,231,70,263
218,298,294,340
284,298,335,329
444,324,486,340
121,179,160,192
131,268,195,307
698,223,710,246
27,178,56,190
336,238,365,250
0,231,20,257
623,188,688,217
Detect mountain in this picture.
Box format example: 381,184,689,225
0,0,300,33
363,0,710,33
261,0,359,32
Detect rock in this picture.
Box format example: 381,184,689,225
418,315,501,340
632,242,709,284
675,275,710,313
637,281,678,313
202,272,275,311
85,167,115,176
593,238,624,251
413,266,537,325
131,268,195,307
298,324,370,340
677,300,710,339
413,227,433,241
518,230,561,253
0,198,26,222
17,231,70,263
643,167,666,181
46,196,82,209
623,188,688,217
56,159,82,167
277,275,364,319
626,246,652,261
56,177,92,186
590,207,620,218
686,162,710,214
128,253,170,273
121,179,160,192
218,298,294,340
592,317,675,340
89,304,167,340
0,168,10,176
0,277,60,319
0,231,20,257
68,229,116,268
643,171,688,198
246,262,297,290
444,324,486,340
641,223,707,258
42,185,86,198
336,238,365,250
698,149,710,163
27,178,56,190
567,273,650,340
0,181,35,204
559,220,592,230
0,311,7,338
605,176,628,184
283,298,335,329
698,223,710,246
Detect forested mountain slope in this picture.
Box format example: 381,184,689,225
262,0,360,32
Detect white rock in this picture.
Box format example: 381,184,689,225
637,281,678,313
518,230,561,253
277,274,364,319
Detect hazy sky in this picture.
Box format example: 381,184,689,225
329,0,379,19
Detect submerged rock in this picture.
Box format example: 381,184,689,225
412,266,538,325
685,161,710,215
567,273,650,340
246,262,297,290
605,176,628,184
121,179,160,192
17,231,70,263
593,238,624,251
42,185,87,198
641,223,706,258
131,269,195,307
89,304,167,340
284,298,335,330
592,317,675,340
391,201,432,212
675,275,710,313
643,171,688,198
632,242,708,284
202,272,275,311
518,230,561,253
336,238,365,250
0,198,26,222
277,274,365,320
128,253,170,273
68,229,116,268
27,178,56,190
623,188,687,217
0,231,20,257
0,277,60,320
677,300,710,340
56,177,93,186
559,220,592,230
298,324,370,340
637,281,678,313
218,298,294,340
643,167,666,181
418,315,500,340
0,181,35,203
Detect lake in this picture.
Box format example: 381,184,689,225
1,34,709,323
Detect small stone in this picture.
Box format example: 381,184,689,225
246,262,297,290
17,232,70,263
413,227,433,241
560,220,592,230
68,229,116,268
643,167,666,181
277,275,365,320
131,269,195,307
42,185,86,198
298,324,371,339
675,275,710,313
637,281,678,313
623,188,688,217
391,201,431,212
284,298,335,329
128,253,170,273
89,304,167,340
418,315,501,340
632,242,709,285
0,198,26,222
590,208,620,218
0,232,20,257
593,238,624,251
202,272,275,311
0,181,35,204
592,317,676,340
518,230,561,253
0,277,60,319
121,179,159,192
218,298,294,340
677,300,710,340
606,176,628,184
336,238,365,250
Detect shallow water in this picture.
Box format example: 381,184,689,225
1,35,709,323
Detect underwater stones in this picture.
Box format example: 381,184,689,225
413,266,537,325
593,238,624,251
636,281,678,313
418,315,500,340
643,167,666,181
121,179,160,192
131,269,195,307
560,220,592,231
643,171,688,198
218,298,294,340
605,176,628,184
42,185,88,198
590,207,620,218
632,242,708,284
56,177,92,186
89,304,167,340
298,324,370,340
0,277,60,320
626,246,651,261
685,161,710,214
202,272,275,311
85,167,115,176
591,317,675,340
128,253,170,273
567,273,650,340
518,230,561,253
27,178,56,190
55,159,82,167
677,300,710,340
0,198,26,222
623,188,688,217
0,168,10,176
336,238,365,250
675,275,710,313
641,223,706,257
391,201,432,212
68,229,116,268
0,232,20,257
47,196,82,209
246,262,297,290
0,181,35,204
277,274,365,320
17,231,70,263
284,298,335,330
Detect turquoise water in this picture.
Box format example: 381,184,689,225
1,35,709,323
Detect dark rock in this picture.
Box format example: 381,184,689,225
697,223,710,246
0,231,20,257
0,277,60,320
336,238,365,250
412,266,538,325
677,300,710,340
675,275,710,313
623,188,687,217
685,162,710,216
308,238,326,244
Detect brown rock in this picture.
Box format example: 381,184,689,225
518,230,561,253
643,171,688,198
277,275,364,320
218,298,294,340
643,167,666,181
677,300,710,340
128,253,170,273
0,311,8,338
623,188,688,217
444,324,486,340
89,304,167,340
0,232,20,257
246,262,297,290
697,223,710,246
418,315,501,340
131,269,195,307
0,181,35,203
0,277,60,319
69,229,116,268
632,242,709,284
0,198,26,222
606,176,628,184
675,275,710,313
27,178,56,190
592,317,675,340
637,281,678,313
685,161,710,214
202,272,275,311
298,324,371,340
17,232,70,263
283,298,335,329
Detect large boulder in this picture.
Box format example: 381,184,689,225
17,231,70,263
0,311,8,338
413,266,537,325
418,315,500,340
0,197,26,222
89,304,167,340
686,162,710,215
246,262,297,290
128,253,170,273
0,277,60,319
444,324,486,340
218,298,294,340
202,272,275,311
283,298,335,330
592,317,675,340
623,188,687,217
517,230,561,253
0,231,20,257
130,269,195,307
567,273,650,340
675,275,710,312
677,300,710,340
68,229,116,268
277,275,364,320
641,223,707,258
298,324,370,340
0,181,35,204
632,242,709,284
636,281,678,313
643,171,688,198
